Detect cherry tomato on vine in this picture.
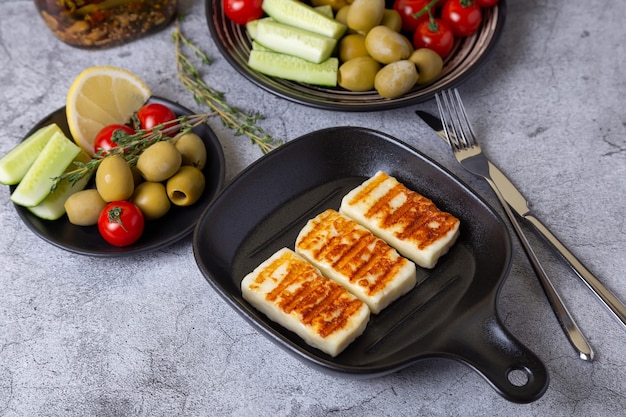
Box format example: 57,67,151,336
393,0,431,32
93,124,135,154
135,103,177,135
476,0,500,7
413,18,455,58
223,0,264,26
98,201,145,247
441,0,483,37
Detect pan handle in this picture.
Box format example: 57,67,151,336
449,312,549,403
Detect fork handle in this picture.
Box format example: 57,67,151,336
524,214,626,330
484,177,594,361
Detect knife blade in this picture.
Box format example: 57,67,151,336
416,110,626,332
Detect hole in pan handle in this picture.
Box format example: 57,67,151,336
446,313,549,403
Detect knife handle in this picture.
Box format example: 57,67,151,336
484,178,594,361
524,214,626,330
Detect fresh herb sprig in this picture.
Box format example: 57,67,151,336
172,22,280,154
52,113,210,190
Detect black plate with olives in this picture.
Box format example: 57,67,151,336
10,97,226,257
206,0,506,111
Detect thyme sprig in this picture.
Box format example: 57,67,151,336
172,22,280,154
52,113,210,190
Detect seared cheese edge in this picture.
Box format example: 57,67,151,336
295,209,417,314
241,247,370,357
340,171,460,269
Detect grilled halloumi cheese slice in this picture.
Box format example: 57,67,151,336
295,209,417,314
340,171,460,269
241,248,370,357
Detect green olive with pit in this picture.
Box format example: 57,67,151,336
95,154,134,202
381,9,402,32
338,33,369,63
166,166,206,207
64,189,107,226
409,48,444,84
374,60,419,99
136,141,182,182
347,0,385,33
174,132,207,169
365,25,412,64
130,181,171,220
338,56,381,91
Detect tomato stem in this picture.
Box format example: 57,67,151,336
107,206,127,232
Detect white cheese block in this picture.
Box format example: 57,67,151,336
241,248,370,357
295,209,417,314
340,171,460,269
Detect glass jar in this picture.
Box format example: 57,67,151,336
35,0,177,49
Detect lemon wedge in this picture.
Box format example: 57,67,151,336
66,66,151,156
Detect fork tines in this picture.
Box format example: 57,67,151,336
435,89,477,150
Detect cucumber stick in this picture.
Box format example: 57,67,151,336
0,123,63,185
27,151,92,220
248,50,338,87
11,131,81,207
255,20,336,64
262,0,346,39
247,4,332,39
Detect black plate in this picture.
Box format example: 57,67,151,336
206,0,506,111
11,97,225,257
192,127,548,403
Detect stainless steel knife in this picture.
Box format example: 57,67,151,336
416,110,626,331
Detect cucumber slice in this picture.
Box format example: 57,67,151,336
0,123,63,185
27,151,93,220
262,0,346,39
248,50,338,87
10,131,81,207
255,20,337,64
247,17,272,40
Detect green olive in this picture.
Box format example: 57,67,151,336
64,189,107,226
310,0,348,11
174,132,207,169
166,166,206,207
136,141,182,182
338,56,381,91
95,154,134,202
374,60,419,99
409,48,444,84
381,9,402,32
335,5,351,26
130,181,171,220
365,25,412,64
338,33,369,62
346,0,385,33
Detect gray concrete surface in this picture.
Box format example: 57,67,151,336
1,0,625,415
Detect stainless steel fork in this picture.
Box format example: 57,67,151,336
435,88,594,361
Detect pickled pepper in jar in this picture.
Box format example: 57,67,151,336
35,0,177,49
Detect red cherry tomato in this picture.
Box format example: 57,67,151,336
135,103,177,135
476,0,499,6
393,0,431,32
223,0,264,26
413,18,455,58
93,124,135,154
441,0,483,37
98,201,145,247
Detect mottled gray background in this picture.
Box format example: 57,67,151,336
1,0,625,416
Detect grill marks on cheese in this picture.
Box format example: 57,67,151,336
349,172,457,250
341,171,460,269
297,210,404,296
260,250,363,338
296,209,417,314
242,248,370,357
